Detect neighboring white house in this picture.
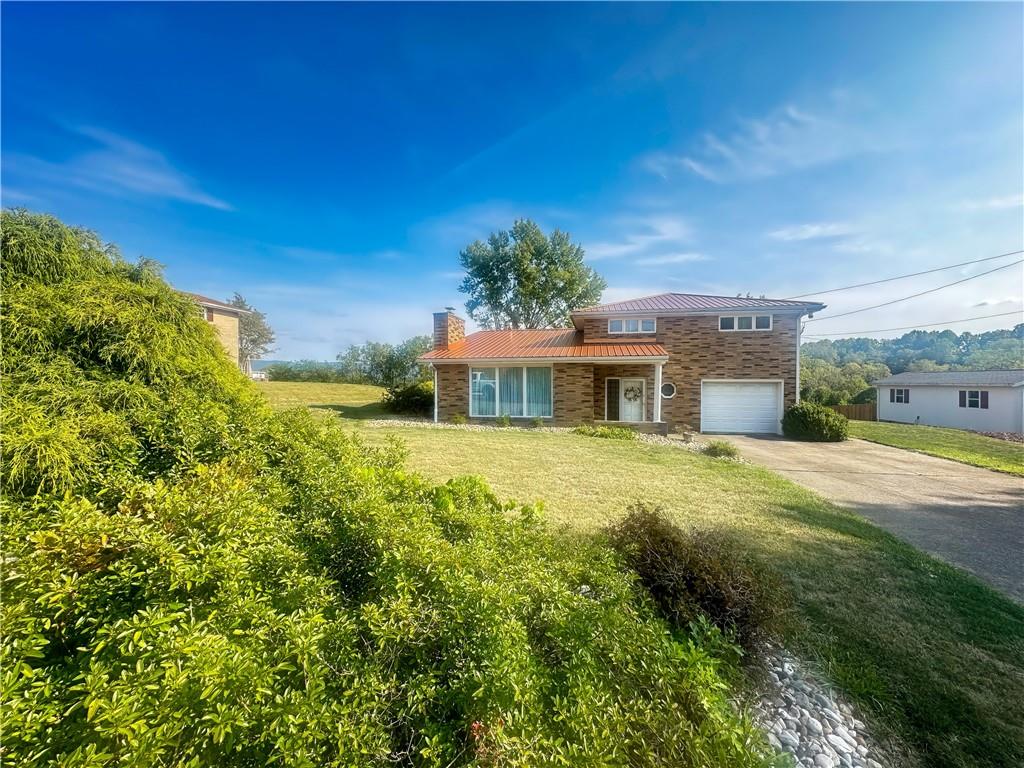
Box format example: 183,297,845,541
874,370,1024,433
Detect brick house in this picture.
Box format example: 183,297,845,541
183,293,247,369
419,292,825,434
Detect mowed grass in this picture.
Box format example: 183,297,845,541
261,382,1024,768
258,380,387,419
850,420,1024,476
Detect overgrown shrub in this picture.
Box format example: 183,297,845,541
0,210,774,767
382,380,433,416
703,439,739,458
782,401,849,442
531,417,545,428
495,414,512,427
606,503,784,654
450,413,468,425
572,424,638,440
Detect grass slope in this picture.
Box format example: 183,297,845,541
259,380,386,418
850,421,1024,476
264,382,1024,768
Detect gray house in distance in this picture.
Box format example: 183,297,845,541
874,369,1024,433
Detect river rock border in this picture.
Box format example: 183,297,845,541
754,644,891,768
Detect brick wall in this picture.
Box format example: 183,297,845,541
656,314,799,431
208,309,240,365
435,364,468,421
592,364,656,422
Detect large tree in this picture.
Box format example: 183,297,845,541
458,219,606,329
229,293,275,371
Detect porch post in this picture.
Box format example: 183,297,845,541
654,362,663,422
432,365,438,423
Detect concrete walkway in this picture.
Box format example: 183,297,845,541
722,435,1024,602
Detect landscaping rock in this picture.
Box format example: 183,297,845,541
753,644,892,768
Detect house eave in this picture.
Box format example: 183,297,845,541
421,355,670,365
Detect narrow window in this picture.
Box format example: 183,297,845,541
737,316,753,330
890,388,896,403
470,368,497,417
641,319,656,332
608,319,623,333
525,367,552,417
606,379,620,420
624,319,639,333
959,390,967,408
980,391,989,409
719,316,735,331
755,315,771,330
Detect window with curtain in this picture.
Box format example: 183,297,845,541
526,367,552,417
471,368,497,416
470,366,551,417
499,368,523,416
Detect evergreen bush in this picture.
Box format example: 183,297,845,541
0,210,772,767
781,401,849,442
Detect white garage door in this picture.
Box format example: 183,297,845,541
701,381,782,434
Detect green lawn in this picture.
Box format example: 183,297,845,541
258,380,387,418
850,420,1024,476
260,382,1024,768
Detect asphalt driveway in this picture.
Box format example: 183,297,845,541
722,435,1024,602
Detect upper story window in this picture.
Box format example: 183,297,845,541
608,318,656,334
890,388,910,404
958,390,989,409
719,314,772,331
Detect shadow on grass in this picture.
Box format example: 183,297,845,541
310,402,387,419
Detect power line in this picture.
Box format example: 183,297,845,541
803,258,1024,323
802,310,1023,337
785,248,1024,299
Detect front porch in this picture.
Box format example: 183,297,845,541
591,362,667,429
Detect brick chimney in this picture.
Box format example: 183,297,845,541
432,307,465,350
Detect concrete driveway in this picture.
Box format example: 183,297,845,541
722,435,1024,602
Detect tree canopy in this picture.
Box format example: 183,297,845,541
229,292,275,369
336,335,432,388
458,219,606,329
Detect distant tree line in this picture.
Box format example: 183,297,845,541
800,325,1023,404
265,335,432,388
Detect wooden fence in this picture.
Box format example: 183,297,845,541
829,403,877,421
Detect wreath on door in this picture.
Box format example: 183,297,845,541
623,384,643,402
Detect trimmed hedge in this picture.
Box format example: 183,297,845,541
782,401,849,442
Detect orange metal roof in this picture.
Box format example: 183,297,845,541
420,328,668,361
572,292,825,315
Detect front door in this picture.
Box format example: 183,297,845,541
620,378,645,422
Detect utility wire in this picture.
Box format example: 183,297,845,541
802,310,1023,337
803,258,1024,323
785,248,1024,299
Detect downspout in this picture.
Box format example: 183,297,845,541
433,365,438,423
795,316,802,403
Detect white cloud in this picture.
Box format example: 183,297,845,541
585,214,693,261
636,252,709,267
955,194,1024,211
641,95,884,183
5,125,232,210
767,222,854,242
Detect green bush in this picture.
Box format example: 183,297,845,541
450,412,468,425
0,209,773,767
782,401,849,442
382,380,433,416
495,414,512,427
530,417,545,428
572,424,638,441
703,439,739,459
607,504,784,654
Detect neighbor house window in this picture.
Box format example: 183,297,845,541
719,314,772,331
890,388,910,404
958,390,989,409
608,318,656,333
470,366,552,418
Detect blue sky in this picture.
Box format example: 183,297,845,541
3,2,1022,359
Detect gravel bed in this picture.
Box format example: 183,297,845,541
755,645,893,768
975,430,1024,443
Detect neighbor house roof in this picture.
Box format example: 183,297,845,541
873,370,1024,388
182,292,249,314
419,328,668,362
570,292,825,318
